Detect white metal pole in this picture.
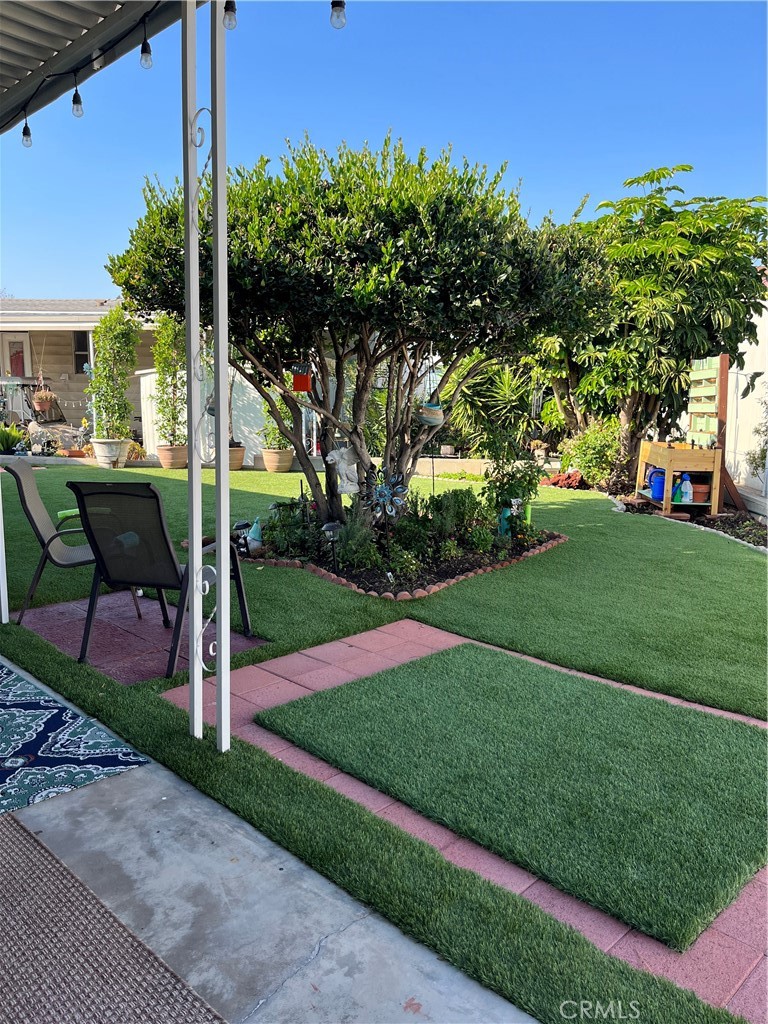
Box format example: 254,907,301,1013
0,472,9,625
182,0,204,739
211,0,231,752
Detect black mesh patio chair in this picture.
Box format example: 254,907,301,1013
4,460,96,625
67,480,252,678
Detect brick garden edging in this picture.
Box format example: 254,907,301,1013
243,533,569,600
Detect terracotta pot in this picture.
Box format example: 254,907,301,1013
91,439,131,469
32,400,51,413
157,444,188,470
262,448,294,473
60,449,86,458
229,445,246,471
692,483,710,503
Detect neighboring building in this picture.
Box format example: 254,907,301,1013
0,298,155,433
0,298,265,464
725,306,768,516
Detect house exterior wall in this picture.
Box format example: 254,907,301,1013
725,307,767,502
18,329,154,434
139,367,266,464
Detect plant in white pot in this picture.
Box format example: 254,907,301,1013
85,305,139,469
152,313,188,469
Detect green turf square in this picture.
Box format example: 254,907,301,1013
257,643,767,951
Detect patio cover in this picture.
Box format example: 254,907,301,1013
0,2,191,133
0,0,233,752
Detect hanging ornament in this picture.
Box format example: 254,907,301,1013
415,342,444,427
292,363,312,392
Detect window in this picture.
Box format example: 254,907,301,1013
74,331,89,375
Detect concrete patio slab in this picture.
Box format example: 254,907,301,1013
15,761,534,1024
20,591,265,684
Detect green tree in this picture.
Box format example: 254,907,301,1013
86,305,139,439
109,137,594,521
152,313,187,446
544,168,767,485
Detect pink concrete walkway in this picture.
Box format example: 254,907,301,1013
163,620,767,1023
22,591,265,684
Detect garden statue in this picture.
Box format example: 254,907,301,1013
325,447,360,494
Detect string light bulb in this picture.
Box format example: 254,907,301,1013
21,118,32,148
140,21,153,69
72,76,83,118
330,0,346,29
223,1,237,30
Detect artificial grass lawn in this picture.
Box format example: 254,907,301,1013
0,627,745,1024
257,644,768,951
1,465,765,717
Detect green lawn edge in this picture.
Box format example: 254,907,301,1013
256,644,767,951
0,624,745,1024
2,469,765,720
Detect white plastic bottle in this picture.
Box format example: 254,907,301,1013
681,475,693,503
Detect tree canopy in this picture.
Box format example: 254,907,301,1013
537,167,767,482
110,136,601,518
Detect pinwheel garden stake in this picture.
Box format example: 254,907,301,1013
363,467,408,564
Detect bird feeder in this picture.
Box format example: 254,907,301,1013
292,363,312,392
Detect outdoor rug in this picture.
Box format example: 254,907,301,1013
0,665,147,814
0,813,227,1024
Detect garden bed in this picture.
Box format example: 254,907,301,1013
244,531,567,599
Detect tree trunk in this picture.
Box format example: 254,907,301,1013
607,395,640,494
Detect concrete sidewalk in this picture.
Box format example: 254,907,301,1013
14,746,534,1023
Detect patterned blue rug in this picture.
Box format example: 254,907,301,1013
0,665,148,814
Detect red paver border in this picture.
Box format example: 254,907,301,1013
240,533,568,599
162,621,767,1022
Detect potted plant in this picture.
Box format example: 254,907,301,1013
260,418,293,472
85,305,139,469
152,313,188,469
60,417,90,458
32,387,57,413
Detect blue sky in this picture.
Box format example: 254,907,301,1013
1,1,765,298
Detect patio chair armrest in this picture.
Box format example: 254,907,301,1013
41,527,87,555
56,513,81,528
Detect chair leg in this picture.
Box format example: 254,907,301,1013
79,568,102,665
165,572,190,678
16,551,48,625
157,588,171,629
230,543,252,638
130,587,143,620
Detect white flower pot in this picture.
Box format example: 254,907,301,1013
92,439,131,469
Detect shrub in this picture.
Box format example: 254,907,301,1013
87,305,139,440
389,545,422,580
468,525,494,554
427,488,488,543
481,432,541,508
0,425,25,453
126,441,147,461
338,515,382,571
261,392,293,450
152,313,187,446
559,419,621,486
438,538,462,561
392,513,432,560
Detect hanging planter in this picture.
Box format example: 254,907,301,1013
292,363,312,392
416,402,444,428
